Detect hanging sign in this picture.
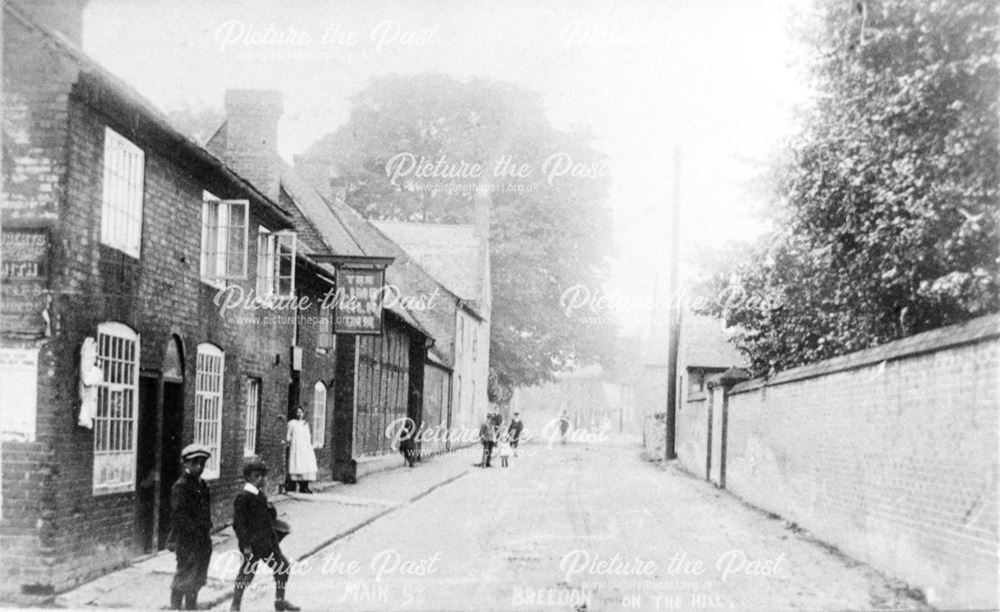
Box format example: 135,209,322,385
333,267,385,335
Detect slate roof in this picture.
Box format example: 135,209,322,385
204,122,438,338
372,221,480,302
328,204,484,321
278,161,370,259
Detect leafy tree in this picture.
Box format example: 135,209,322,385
694,0,999,377
306,74,617,394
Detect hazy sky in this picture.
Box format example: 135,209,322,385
83,0,809,334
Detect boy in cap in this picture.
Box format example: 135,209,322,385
230,457,300,611
168,443,213,610
478,414,496,467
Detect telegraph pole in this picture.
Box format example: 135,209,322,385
664,146,681,460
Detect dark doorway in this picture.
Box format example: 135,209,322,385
287,375,301,421
158,381,184,549
136,376,160,553
283,376,300,492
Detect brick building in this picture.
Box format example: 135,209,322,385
206,92,444,481
0,0,308,594
671,312,749,475
0,2,432,598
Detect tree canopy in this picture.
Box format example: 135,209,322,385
693,0,999,377
305,74,617,395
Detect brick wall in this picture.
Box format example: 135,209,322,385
693,315,999,609
1,12,311,594
27,89,302,592
2,8,77,598
675,394,708,474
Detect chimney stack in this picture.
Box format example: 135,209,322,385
16,0,89,45
223,90,283,201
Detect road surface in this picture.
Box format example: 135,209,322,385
224,435,926,611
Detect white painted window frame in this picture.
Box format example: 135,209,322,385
244,377,260,457
100,127,145,258
93,322,140,495
256,226,297,298
195,344,224,479
201,191,249,284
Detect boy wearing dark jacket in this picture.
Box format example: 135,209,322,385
169,444,213,610
508,411,524,456
230,458,300,611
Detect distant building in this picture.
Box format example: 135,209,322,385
637,312,748,457
373,220,491,437
671,313,749,469
676,313,747,404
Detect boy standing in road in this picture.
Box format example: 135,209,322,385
169,444,213,610
508,411,524,456
230,458,300,611
478,414,496,467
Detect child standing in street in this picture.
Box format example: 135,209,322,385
230,458,300,611
168,444,213,610
498,433,513,468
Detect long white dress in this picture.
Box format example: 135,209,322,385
286,419,318,481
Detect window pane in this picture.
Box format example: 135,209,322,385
100,128,144,258
275,233,296,296
195,345,224,478
225,202,248,278
93,323,139,494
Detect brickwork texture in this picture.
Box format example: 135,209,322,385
678,315,1000,609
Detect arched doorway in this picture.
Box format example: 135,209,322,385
159,336,185,549
136,336,185,553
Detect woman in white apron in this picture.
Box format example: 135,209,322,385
286,407,318,493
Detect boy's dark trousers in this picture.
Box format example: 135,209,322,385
480,442,494,467
169,472,212,610
170,536,211,609
230,549,292,610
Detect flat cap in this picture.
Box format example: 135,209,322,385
181,443,212,461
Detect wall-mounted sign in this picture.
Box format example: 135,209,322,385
1,228,50,337
334,267,385,335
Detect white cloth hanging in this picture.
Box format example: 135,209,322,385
78,337,103,429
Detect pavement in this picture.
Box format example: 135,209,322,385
51,448,477,611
